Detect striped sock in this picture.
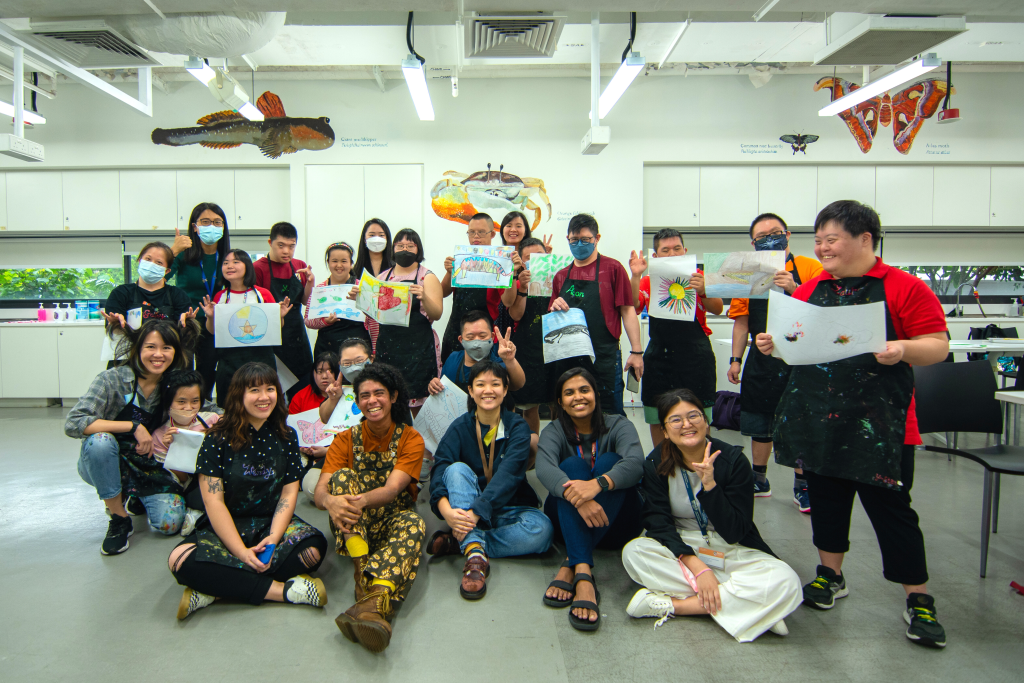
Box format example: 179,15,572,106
464,542,486,559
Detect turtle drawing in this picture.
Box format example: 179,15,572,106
431,163,551,230
544,325,591,344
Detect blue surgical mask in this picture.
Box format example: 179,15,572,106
197,225,224,245
568,240,596,261
753,233,788,251
341,361,369,383
462,339,493,362
137,260,167,284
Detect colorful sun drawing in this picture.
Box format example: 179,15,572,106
657,276,697,316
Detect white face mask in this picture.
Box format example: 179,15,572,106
365,236,387,253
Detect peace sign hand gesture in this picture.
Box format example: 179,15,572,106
199,296,215,319
495,325,516,361
629,250,648,278
690,441,721,491
542,234,554,253
324,376,343,400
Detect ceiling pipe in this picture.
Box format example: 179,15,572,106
591,11,600,128
13,46,24,137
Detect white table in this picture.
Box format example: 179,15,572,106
995,391,1023,447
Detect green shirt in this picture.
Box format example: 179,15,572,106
168,252,219,316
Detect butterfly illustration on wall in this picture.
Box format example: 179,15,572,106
813,77,952,154
779,133,819,155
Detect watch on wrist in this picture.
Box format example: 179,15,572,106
131,419,142,433
597,475,610,493
729,356,743,364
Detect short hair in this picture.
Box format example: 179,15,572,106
324,241,355,266
749,212,788,238
392,228,424,264
652,229,684,252
466,361,509,412
353,363,412,426
468,212,494,226
517,237,545,256
500,211,532,245
270,221,298,242
460,309,493,332
220,249,256,290
138,241,174,268
567,213,599,236
160,369,205,422
815,200,881,250
339,337,372,357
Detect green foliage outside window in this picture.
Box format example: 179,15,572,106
900,266,1024,295
0,267,124,300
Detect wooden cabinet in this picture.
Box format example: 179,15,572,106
875,166,933,226
234,168,290,230
817,166,875,213
62,171,120,231
758,166,817,227
119,170,177,232
643,166,700,227
1,327,59,397
304,165,364,270
57,326,107,398
364,165,422,231
990,166,1024,228
700,166,758,227
5,171,63,231
176,169,235,231
934,166,990,227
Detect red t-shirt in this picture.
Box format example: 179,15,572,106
793,257,947,445
254,257,312,292
548,255,633,338
636,272,713,337
212,286,275,304
288,384,326,414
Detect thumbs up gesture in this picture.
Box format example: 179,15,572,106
172,226,192,256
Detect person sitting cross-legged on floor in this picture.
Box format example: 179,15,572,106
428,361,554,600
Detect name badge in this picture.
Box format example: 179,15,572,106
698,546,725,569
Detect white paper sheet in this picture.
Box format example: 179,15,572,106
214,301,283,349
99,331,123,361
452,245,516,289
275,356,299,391
526,254,573,297
766,290,887,365
703,251,785,299
413,376,468,453
307,284,365,322
287,408,334,448
541,309,596,364
325,390,362,434
126,307,142,331
355,272,412,327
162,429,205,475
647,255,698,322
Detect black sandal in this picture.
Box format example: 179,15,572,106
568,572,601,631
543,559,576,608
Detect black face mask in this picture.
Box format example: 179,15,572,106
393,250,417,267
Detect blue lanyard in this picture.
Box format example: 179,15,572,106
201,253,220,299
680,468,711,545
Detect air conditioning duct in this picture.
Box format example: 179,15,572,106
814,14,966,66
109,12,286,59
464,13,566,59
26,20,158,69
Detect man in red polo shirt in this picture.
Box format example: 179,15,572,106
755,200,949,649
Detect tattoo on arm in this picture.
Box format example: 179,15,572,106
273,498,289,518
206,477,223,494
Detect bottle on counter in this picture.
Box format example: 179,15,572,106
37,303,47,322
51,303,60,321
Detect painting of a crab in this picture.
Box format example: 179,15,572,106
430,163,551,230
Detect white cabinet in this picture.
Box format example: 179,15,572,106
758,166,817,227
933,166,990,227
875,166,933,226
305,165,364,270
62,171,120,231
0,327,59,397
817,166,875,213
643,166,700,227
57,326,107,398
119,170,177,232
700,166,758,227
234,168,290,230
989,166,1024,227
5,171,63,231
176,169,235,231
364,165,422,231
0,171,6,231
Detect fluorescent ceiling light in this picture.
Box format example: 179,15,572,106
185,58,216,85
819,53,941,117
402,56,434,121
0,99,45,124
592,52,645,119
237,101,264,121
753,0,782,22
657,20,689,69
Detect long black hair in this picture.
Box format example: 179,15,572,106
500,211,533,246
551,367,607,445
656,388,709,478
182,202,231,266
465,361,509,413
309,351,340,399
352,218,394,280
352,363,412,426
118,318,199,379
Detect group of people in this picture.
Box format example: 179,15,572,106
65,197,950,653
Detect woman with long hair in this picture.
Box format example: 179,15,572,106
65,318,202,554
305,242,371,359
167,361,328,620
491,211,554,335
535,368,645,631
351,218,394,355
621,389,801,641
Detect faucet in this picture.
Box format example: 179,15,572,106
952,282,975,317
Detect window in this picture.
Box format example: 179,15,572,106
0,237,126,306
0,266,123,301
900,266,1024,298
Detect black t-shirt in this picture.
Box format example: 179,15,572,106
105,282,191,324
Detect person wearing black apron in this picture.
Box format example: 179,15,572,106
306,243,371,359
269,260,314,400
440,214,495,363
727,212,822,506
760,200,950,649
208,287,279,409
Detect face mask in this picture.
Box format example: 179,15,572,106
197,225,223,245
365,236,387,253
462,339,493,362
137,260,167,284
169,408,199,426
753,233,788,251
569,240,596,261
393,250,417,268
341,361,369,383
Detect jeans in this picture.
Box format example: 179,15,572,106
611,349,626,416
443,462,553,558
77,433,186,535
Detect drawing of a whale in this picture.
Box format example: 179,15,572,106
544,325,591,344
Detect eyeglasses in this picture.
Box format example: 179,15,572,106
197,219,225,228
665,411,705,429
467,230,492,238
567,237,595,246
340,358,368,367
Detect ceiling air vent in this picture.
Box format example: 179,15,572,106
814,15,966,66
27,20,158,69
464,13,566,58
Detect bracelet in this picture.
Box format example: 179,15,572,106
693,568,712,580
729,356,743,364
629,350,643,355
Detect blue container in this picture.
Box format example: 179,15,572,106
76,301,89,320
88,300,101,320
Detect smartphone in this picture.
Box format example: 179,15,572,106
256,544,276,564
626,367,640,393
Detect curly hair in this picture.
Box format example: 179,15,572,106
352,363,412,426
206,362,293,451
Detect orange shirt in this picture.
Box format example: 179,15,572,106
322,421,424,498
727,254,823,319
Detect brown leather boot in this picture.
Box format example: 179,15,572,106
352,555,370,602
460,554,489,600
335,589,393,653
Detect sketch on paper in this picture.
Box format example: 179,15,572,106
307,284,364,321
355,272,412,327
542,309,595,364
766,290,886,365
413,376,468,453
287,409,333,448
214,302,282,348
324,390,362,434
430,163,552,230
648,255,698,322
162,429,205,475
452,245,516,289
527,254,573,297
703,251,785,299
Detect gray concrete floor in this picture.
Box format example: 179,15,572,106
2,405,1023,682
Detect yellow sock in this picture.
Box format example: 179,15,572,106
345,536,369,557
371,579,395,592
464,542,484,557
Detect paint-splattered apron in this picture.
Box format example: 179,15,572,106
375,266,439,399
270,261,314,392
118,380,184,498
510,296,552,405
642,312,717,409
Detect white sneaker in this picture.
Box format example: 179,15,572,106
626,589,675,629
180,508,203,537
284,574,328,607
177,587,215,620
769,619,789,636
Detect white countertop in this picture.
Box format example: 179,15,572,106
0,320,105,328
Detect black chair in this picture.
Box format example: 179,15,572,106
914,360,1024,577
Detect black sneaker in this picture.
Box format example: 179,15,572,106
904,593,946,648
101,514,134,555
124,495,146,516
802,565,849,610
